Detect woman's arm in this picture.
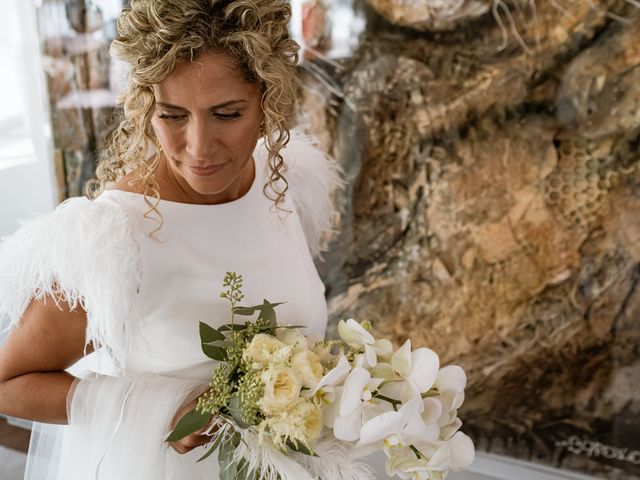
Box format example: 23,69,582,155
0,296,215,452
0,296,88,424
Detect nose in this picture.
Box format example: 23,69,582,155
185,116,218,162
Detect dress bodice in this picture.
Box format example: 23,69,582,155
95,149,327,378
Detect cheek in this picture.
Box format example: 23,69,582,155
151,118,182,152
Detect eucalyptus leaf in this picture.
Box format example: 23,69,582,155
219,323,248,332
199,321,226,343
202,344,227,361
219,432,244,480
203,339,232,348
166,408,210,443
229,394,251,429
287,438,317,457
196,426,227,463
232,301,285,316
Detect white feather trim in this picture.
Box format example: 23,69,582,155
232,429,315,480
283,131,344,260
295,435,376,480
0,196,141,368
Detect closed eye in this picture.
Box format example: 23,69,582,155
158,113,187,121
214,112,241,120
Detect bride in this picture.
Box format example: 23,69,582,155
0,0,340,478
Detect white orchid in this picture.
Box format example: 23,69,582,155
378,339,440,403
331,367,389,441
433,365,466,437
357,397,439,452
308,355,351,407
385,430,475,479
338,318,377,367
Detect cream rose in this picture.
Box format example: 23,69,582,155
290,349,324,389
243,333,290,365
275,328,308,353
259,366,302,414
290,400,324,443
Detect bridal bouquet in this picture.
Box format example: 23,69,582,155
168,272,475,480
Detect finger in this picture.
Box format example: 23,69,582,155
181,434,213,449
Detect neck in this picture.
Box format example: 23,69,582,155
154,154,255,205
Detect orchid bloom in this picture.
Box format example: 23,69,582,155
308,355,351,407
385,431,475,479
338,318,378,367
433,365,467,438
357,397,440,453
331,367,388,442
385,339,440,403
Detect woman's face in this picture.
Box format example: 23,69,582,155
151,51,263,203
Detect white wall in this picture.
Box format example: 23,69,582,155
0,0,56,238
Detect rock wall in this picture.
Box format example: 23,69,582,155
299,1,640,478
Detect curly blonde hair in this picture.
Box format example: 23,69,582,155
85,0,299,215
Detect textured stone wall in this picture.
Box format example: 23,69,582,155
300,1,640,478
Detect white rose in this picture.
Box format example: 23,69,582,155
290,349,324,389
244,333,290,365
260,366,302,415
290,400,324,443
275,328,308,353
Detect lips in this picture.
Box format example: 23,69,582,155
188,163,228,176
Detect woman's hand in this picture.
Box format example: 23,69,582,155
168,394,218,454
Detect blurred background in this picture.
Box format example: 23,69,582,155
1,0,639,479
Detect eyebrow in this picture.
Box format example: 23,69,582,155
156,99,247,110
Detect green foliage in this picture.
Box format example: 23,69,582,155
166,408,210,443
196,425,228,463
167,271,291,473
287,438,317,457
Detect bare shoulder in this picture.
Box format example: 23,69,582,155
109,173,145,194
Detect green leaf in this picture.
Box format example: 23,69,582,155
274,325,307,330
203,340,232,348
287,438,318,457
219,323,248,332
196,426,227,463
228,394,251,429
218,431,247,480
166,408,210,443
232,301,285,316
202,344,227,361
200,322,226,343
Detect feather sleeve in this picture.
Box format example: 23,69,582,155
283,131,344,259
0,196,141,368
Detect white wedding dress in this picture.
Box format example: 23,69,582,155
0,134,341,479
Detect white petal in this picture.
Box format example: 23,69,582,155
448,431,476,470
427,443,451,470
365,344,378,368
371,362,397,380
333,407,363,442
409,348,440,393
339,367,371,416
440,417,462,440
401,380,423,404
322,386,343,428
359,410,404,445
421,397,443,425
399,396,424,418
391,339,413,378
378,381,404,403
436,365,467,393
373,338,393,357
452,391,465,410
313,355,351,395
338,318,375,348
